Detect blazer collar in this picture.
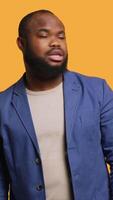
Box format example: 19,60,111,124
13,70,81,94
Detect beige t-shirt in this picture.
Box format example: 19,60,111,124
26,82,72,200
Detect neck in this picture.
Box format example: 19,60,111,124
25,73,63,91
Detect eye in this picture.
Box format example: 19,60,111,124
38,34,48,38
58,33,65,39
37,31,48,38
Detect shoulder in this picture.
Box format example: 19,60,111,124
67,70,105,84
0,84,14,99
0,76,23,107
66,70,113,103
0,84,15,110
65,70,107,90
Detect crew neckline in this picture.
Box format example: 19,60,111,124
26,81,63,96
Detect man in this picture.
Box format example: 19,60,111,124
0,9,113,200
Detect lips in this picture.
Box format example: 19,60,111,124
47,49,64,62
48,54,63,62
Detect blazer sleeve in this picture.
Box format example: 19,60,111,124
100,80,113,199
0,138,9,200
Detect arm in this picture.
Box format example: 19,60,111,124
0,138,9,200
100,80,113,199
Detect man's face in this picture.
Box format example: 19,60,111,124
21,13,68,80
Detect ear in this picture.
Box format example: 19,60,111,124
16,37,25,52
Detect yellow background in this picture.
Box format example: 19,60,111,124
0,0,113,91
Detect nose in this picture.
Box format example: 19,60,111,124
49,37,60,48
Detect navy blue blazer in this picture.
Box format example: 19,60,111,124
0,70,113,200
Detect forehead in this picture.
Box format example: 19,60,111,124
27,13,65,32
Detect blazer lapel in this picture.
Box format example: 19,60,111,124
11,76,40,154
63,71,81,147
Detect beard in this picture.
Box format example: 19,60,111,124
23,49,68,81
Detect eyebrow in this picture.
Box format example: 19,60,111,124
36,28,50,33
35,28,65,34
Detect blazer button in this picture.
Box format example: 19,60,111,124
35,157,40,164
36,185,43,191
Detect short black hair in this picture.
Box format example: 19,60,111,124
18,9,54,38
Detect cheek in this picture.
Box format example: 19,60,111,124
62,42,68,55
29,39,48,57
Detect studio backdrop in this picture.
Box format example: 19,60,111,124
0,0,113,90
